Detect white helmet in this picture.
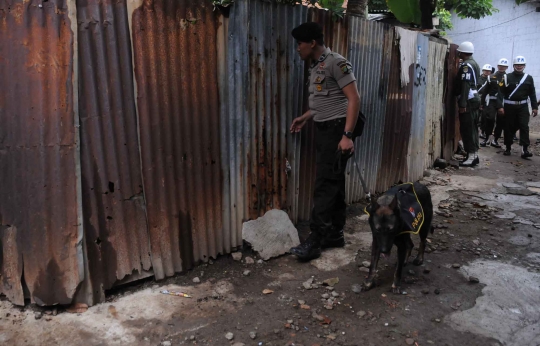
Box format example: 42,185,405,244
513,56,526,65
457,41,474,54
482,64,492,71
498,58,509,67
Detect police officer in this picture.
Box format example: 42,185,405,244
455,41,481,167
289,22,361,261
486,58,510,147
498,56,538,158
478,64,493,143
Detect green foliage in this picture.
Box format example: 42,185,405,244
318,0,346,20
387,0,422,24
435,9,452,33
452,0,498,20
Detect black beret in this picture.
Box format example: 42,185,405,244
291,22,324,43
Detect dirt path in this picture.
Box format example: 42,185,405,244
1,135,540,346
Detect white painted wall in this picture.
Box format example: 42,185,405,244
447,0,540,101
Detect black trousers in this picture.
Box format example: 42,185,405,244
481,103,497,138
494,113,505,140
310,118,352,238
503,104,530,147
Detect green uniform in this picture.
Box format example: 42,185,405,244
455,58,481,153
483,71,506,140
478,72,502,138
497,71,538,147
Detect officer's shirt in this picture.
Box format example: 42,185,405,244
498,72,538,109
308,48,356,122
454,58,481,108
480,71,504,108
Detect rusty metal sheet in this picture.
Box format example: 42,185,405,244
407,33,429,182
345,18,393,203
0,0,82,305
76,0,152,304
424,40,447,169
224,0,307,228
376,35,414,192
129,0,223,279
443,43,460,160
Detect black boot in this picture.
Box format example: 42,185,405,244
321,229,345,249
480,139,488,147
290,233,322,261
491,139,501,148
504,146,511,156
521,146,533,159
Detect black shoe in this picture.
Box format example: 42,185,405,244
504,147,511,156
321,229,345,249
522,146,533,159
472,156,479,166
290,233,322,261
480,140,488,147
491,139,501,148
513,136,518,141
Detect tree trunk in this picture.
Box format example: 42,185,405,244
419,0,435,29
347,0,368,18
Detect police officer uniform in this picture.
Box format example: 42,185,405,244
498,56,538,157
308,48,356,239
454,45,481,166
478,66,502,146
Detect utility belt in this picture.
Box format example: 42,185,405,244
458,89,478,100
315,117,346,130
504,99,528,105
489,96,497,100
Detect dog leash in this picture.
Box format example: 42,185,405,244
334,150,372,202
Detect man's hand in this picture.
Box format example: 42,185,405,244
290,116,308,133
533,109,538,117
338,136,354,154
498,108,505,115
459,107,467,114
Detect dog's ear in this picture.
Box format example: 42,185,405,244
389,195,399,211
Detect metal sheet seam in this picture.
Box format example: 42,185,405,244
67,0,85,288
126,0,149,232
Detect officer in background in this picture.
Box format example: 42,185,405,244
454,41,481,167
478,64,493,143
498,56,538,158
486,58,509,148
479,64,502,147
289,22,361,261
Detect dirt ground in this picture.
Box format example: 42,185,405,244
1,128,540,346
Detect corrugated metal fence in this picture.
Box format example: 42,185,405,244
0,0,457,306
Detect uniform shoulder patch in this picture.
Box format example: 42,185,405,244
462,66,468,73
336,59,353,75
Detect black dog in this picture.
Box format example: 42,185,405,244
363,182,433,293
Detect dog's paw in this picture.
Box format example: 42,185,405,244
412,258,424,266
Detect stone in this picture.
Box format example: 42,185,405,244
359,214,369,221
421,288,430,294
469,276,480,283
506,187,535,196
243,270,251,276
34,312,42,320
303,277,314,290
249,331,257,340
452,263,461,269
225,332,234,341
435,318,441,323
351,284,362,294
298,300,306,305
232,343,245,346
242,209,300,260
323,277,339,287
359,267,370,273
405,338,415,345
322,293,330,299
161,342,172,346
189,336,195,340
408,270,415,275
473,240,480,246
193,277,201,283
494,212,516,220
423,268,431,274
434,289,441,295
362,261,371,268
312,312,325,322
331,291,340,297
357,310,366,318
232,252,243,261
244,256,255,264
528,234,533,238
